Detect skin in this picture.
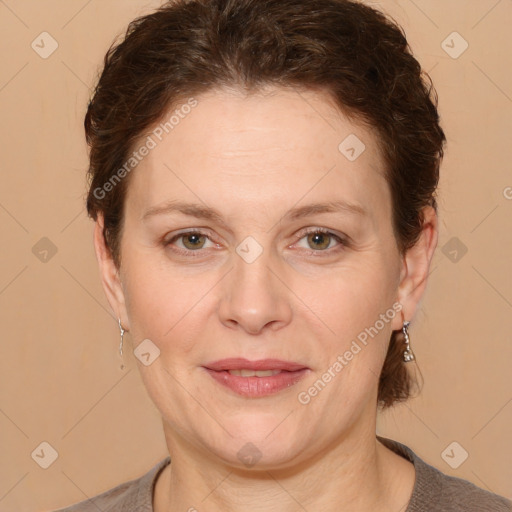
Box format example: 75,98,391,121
94,86,438,512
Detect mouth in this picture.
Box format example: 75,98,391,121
202,358,310,398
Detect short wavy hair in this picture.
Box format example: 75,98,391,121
84,0,446,408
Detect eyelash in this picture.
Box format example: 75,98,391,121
164,227,348,258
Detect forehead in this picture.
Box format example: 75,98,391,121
124,87,390,222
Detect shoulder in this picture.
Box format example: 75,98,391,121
425,469,512,511
52,456,171,512
377,436,512,512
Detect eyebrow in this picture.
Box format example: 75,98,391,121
141,199,367,223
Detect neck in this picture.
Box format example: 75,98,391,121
154,420,415,512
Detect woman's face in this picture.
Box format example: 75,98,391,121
97,87,428,469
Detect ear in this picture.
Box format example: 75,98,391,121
93,213,130,330
391,205,438,330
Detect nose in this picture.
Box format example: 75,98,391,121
218,248,293,335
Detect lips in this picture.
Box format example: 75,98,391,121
202,358,310,398
203,358,308,372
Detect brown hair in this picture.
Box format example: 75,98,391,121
84,0,445,408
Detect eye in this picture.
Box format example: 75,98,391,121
165,230,216,256
164,227,348,258
178,232,208,250
295,228,347,254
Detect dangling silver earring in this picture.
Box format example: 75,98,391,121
402,320,415,362
118,318,125,364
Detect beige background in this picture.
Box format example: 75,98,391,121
0,0,511,510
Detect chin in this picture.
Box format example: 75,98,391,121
203,415,309,469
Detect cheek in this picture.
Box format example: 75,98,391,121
300,271,396,414
296,261,397,343
121,254,190,343
121,251,219,363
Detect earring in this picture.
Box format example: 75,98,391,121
118,318,125,368
402,320,415,362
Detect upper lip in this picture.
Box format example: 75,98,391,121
203,358,308,372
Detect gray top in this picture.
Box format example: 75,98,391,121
54,436,511,511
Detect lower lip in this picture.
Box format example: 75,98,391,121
203,368,309,398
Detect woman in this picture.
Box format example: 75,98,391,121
56,0,511,510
